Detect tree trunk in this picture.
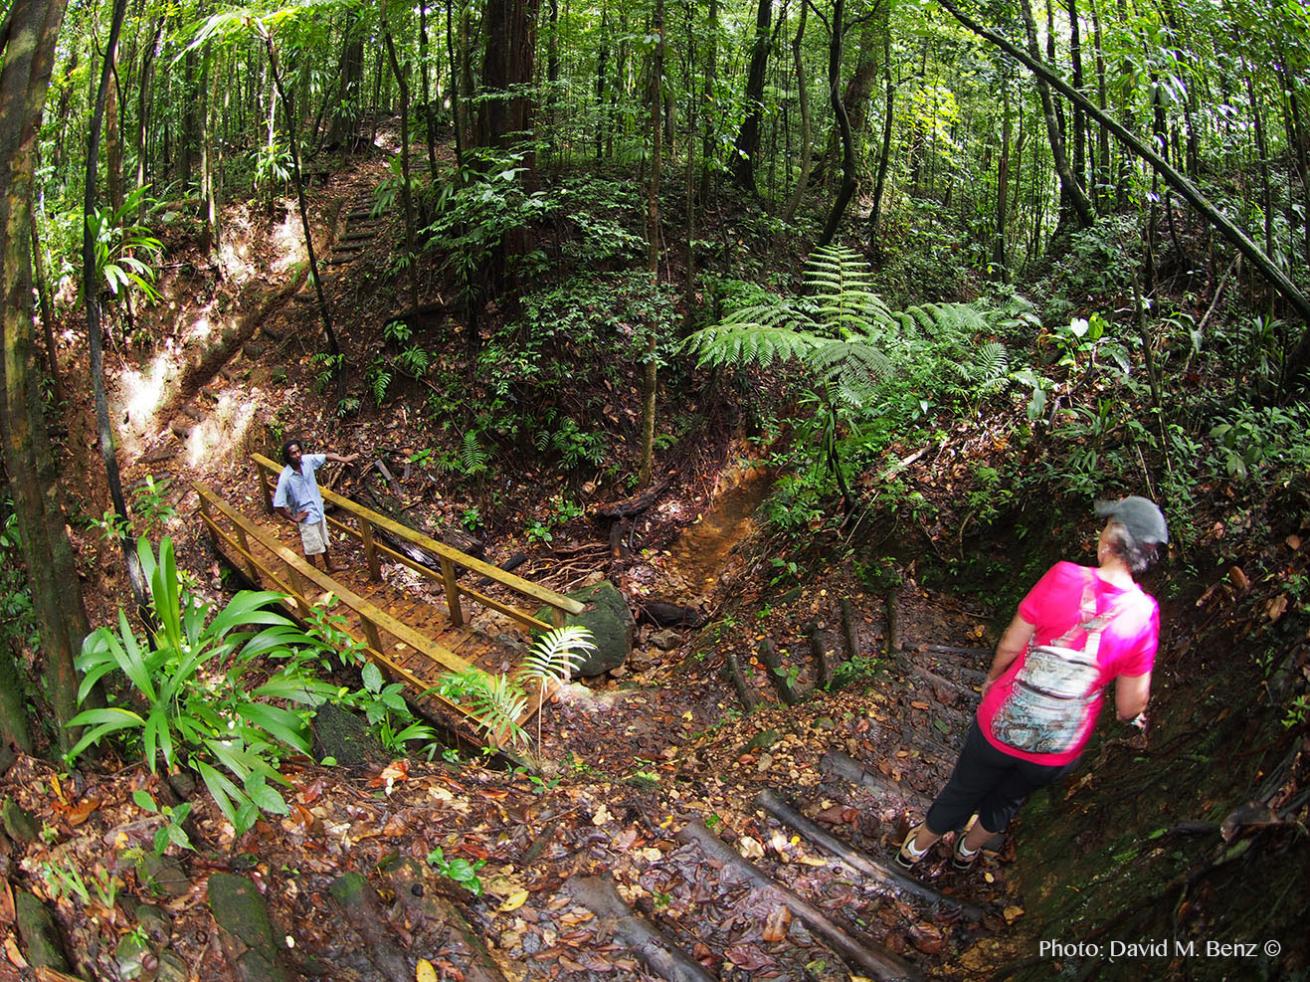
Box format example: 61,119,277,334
265,35,342,372
445,0,464,168
936,0,1310,333
1017,0,1094,231
994,70,1011,276
594,2,608,163
818,0,857,246
867,24,894,248
782,0,811,222
477,0,540,161
327,21,364,149
731,0,772,193
418,0,439,179
698,0,717,201
0,0,92,752
84,0,150,616
638,0,664,488
136,18,163,207
381,0,419,309
28,203,62,404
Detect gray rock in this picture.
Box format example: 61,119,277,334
535,580,634,677
649,629,681,651
153,950,189,982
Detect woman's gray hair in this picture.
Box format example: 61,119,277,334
1103,521,1160,573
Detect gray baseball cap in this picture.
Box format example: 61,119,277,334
1095,495,1168,545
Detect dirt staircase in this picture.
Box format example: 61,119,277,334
511,644,995,980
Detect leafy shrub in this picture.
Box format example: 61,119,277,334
67,538,336,835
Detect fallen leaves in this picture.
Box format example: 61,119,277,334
761,905,792,942
1002,905,1024,924
415,959,437,982
498,889,530,913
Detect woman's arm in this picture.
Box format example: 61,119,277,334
1115,672,1151,721
982,612,1036,694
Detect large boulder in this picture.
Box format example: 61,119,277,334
537,580,634,677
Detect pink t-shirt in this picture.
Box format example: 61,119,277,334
977,561,1159,766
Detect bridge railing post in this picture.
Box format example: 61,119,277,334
257,460,274,514
359,516,381,581
439,556,463,627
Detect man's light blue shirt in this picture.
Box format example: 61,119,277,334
272,454,327,524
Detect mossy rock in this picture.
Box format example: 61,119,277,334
207,873,292,982
311,702,388,769
535,580,634,677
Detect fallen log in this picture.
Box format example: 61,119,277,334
593,476,674,519
821,752,930,811
677,821,921,981
911,664,979,704
565,875,713,982
758,639,803,705
385,859,509,982
207,873,294,982
756,790,984,922
923,643,990,660
328,873,411,979
637,600,706,628
723,648,759,713
808,622,834,689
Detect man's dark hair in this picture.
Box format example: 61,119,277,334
1104,522,1161,574
281,439,303,464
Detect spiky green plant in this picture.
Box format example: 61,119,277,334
439,626,595,755
684,246,897,509
519,626,596,749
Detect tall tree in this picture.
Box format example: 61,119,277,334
83,0,149,613
0,0,92,749
818,0,859,245
732,0,773,192
1016,0,1094,232
478,0,541,157
639,0,666,487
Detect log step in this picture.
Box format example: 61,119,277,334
821,751,931,810
564,876,713,982
756,789,985,922
677,820,922,980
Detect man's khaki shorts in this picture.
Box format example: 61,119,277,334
298,518,329,556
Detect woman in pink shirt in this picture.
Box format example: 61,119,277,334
897,496,1167,870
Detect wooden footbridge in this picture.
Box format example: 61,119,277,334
195,454,585,745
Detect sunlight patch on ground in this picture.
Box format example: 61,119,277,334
187,391,256,470
119,352,176,432
270,206,306,275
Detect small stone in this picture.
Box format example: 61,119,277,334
649,629,681,651
153,949,189,982
115,932,150,980
136,903,172,945
814,717,837,731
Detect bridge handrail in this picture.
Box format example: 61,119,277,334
250,452,584,634
194,483,483,727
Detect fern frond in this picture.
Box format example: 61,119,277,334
519,625,596,686
682,322,820,369
461,431,489,473
440,668,529,747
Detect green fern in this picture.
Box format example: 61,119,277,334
365,358,392,406
520,625,595,749
460,431,489,476
438,669,529,749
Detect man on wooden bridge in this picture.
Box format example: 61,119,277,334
273,439,358,572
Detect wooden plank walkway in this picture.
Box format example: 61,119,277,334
196,465,585,746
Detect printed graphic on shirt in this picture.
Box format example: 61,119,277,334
991,580,1122,755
